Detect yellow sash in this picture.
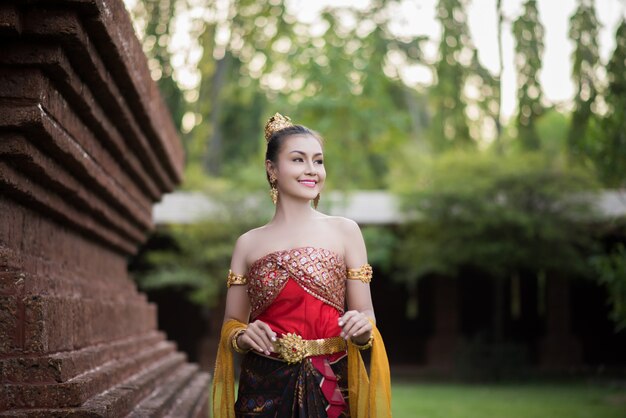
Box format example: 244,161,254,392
212,318,392,417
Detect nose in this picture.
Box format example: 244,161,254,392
304,159,316,175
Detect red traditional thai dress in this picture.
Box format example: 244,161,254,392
235,246,350,417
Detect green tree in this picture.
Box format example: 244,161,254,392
535,108,570,158
390,150,600,340
590,19,626,187
494,0,505,149
567,0,600,161
182,1,422,190
132,0,185,130
293,5,418,189
513,0,545,150
185,1,296,177
467,49,500,148
134,180,272,307
430,0,473,150
591,243,626,332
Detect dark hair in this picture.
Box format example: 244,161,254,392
265,125,324,185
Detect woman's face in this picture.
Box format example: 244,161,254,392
269,134,326,203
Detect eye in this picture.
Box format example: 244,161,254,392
315,159,324,165
292,157,304,162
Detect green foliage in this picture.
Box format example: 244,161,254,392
134,180,270,307
567,0,600,161
125,0,626,331
590,244,626,331
128,0,624,192
502,108,570,158
535,109,569,157
589,19,626,188
361,226,398,274
467,49,501,146
292,11,420,189
390,150,600,282
513,0,545,150
185,0,299,176
132,0,185,130
180,0,426,189
430,0,473,150
292,8,419,189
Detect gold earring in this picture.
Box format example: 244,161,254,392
269,175,278,205
313,193,320,209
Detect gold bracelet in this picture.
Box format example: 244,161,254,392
226,269,248,288
347,263,373,283
351,333,374,350
231,328,250,354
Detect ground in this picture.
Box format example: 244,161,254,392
392,380,626,418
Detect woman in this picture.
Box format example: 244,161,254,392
212,113,392,418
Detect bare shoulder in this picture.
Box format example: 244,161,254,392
323,215,362,239
231,225,269,272
319,216,366,264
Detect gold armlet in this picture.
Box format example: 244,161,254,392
351,333,374,350
231,328,250,354
347,263,373,283
226,269,247,288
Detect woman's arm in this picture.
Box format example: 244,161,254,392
223,234,251,324
223,233,276,355
340,218,375,345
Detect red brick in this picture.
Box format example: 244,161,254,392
0,0,208,414
0,296,21,353
1,331,165,384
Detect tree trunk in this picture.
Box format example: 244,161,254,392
495,0,504,152
204,53,230,175
493,276,506,342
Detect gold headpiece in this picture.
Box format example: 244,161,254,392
264,112,294,142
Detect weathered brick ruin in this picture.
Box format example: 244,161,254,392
0,0,210,415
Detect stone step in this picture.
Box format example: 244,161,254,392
79,351,188,417
4,340,178,409
164,370,211,418
0,350,187,417
127,363,198,417
1,331,166,384
14,293,158,355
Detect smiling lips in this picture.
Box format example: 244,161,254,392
298,180,317,188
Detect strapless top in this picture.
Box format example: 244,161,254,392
246,247,347,320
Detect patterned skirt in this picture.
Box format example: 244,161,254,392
235,351,350,418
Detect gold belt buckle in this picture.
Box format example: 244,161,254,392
276,333,307,364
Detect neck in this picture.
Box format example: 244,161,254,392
270,195,317,225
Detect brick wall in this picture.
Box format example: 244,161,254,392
0,1,209,415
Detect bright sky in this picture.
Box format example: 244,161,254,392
288,0,625,119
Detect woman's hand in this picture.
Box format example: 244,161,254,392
338,310,372,345
237,320,276,355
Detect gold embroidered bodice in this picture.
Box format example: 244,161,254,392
246,247,347,320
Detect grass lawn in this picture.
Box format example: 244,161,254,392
392,381,626,418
